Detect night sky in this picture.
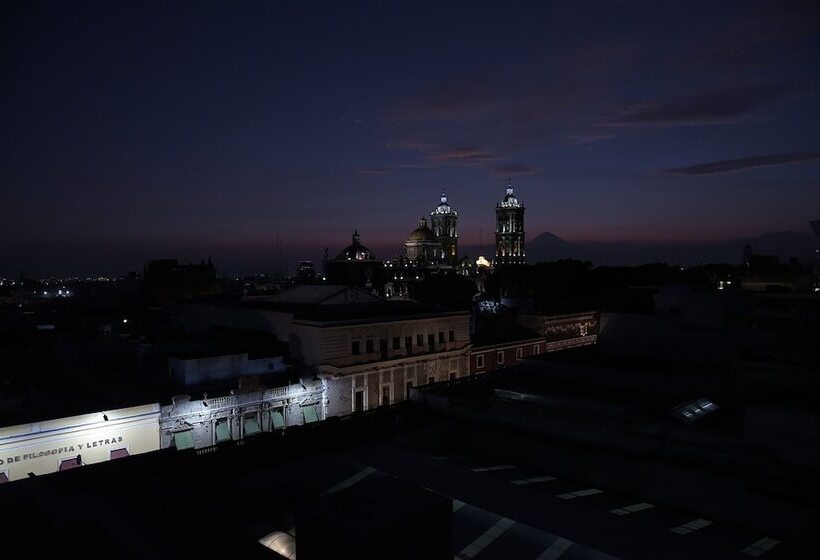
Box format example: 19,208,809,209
2,1,819,276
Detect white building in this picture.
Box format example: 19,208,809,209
0,404,160,483
185,285,472,417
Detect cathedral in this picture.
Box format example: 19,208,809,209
404,191,458,264
430,191,458,261
495,181,526,265
326,182,526,297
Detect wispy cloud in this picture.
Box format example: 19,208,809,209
359,141,537,178
606,83,792,127
387,79,497,122
356,167,393,175
489,164,538,177
432,146,498,164
565,132,618,146
665,151,820,175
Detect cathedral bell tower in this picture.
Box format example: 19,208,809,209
495,181,525,265
430,190,458,262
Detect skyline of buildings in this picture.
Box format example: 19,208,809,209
3,3,820,277
2,3,819,558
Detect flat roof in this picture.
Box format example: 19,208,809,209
0,407,813,559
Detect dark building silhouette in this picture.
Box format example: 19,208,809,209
325,230,383,292
143,258,220,305
295,261,318,284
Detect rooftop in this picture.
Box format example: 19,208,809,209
0,405,814,559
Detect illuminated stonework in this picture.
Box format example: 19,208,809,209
405,217,442,261
495,181,526,265
430,191,459,262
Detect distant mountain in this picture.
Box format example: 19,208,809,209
465,230,818,267
526,231,578,260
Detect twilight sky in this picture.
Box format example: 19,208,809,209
2,0,819,275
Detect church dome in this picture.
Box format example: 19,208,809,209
407,218,435,242
336,230,373,260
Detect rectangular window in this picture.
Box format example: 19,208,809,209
405,336,412,349
428,376,435,385
428,334,435,348
497,351,504,365
382,385,391,406
271,408,285,429
449,372,456,381
439,331,445,343
417,334,423,346
406,380,413,400
352,340,360,355
215,418,232,443
244,414,261,436
476,355,484,369
448,330,455,342
516,347,523,360
533,344,541,354
393,337,401,350
302,405,319,423
366,339,374,353
173,430,195,450
354,390,364,412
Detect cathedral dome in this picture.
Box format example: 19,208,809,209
336,230,373,260
407,218,435,242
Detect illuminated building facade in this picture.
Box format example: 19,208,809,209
184,286,472,416
404,192,459,264
495,181,526,265
405,217,442,262
160,382,324,450
385,192,462,298
430,191,458,262
0,404,160,482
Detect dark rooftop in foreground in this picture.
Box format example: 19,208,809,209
1,401,816,560
527,345,728,377
471,316,543,347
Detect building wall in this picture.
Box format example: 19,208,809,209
323,349,470,417
470,313,599,375
0,404,160,482
513,311,599,341
297,313,470,369
470,339,544,374
159,381,324,450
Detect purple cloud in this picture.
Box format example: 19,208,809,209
665,151,820,175
607,84,792,126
